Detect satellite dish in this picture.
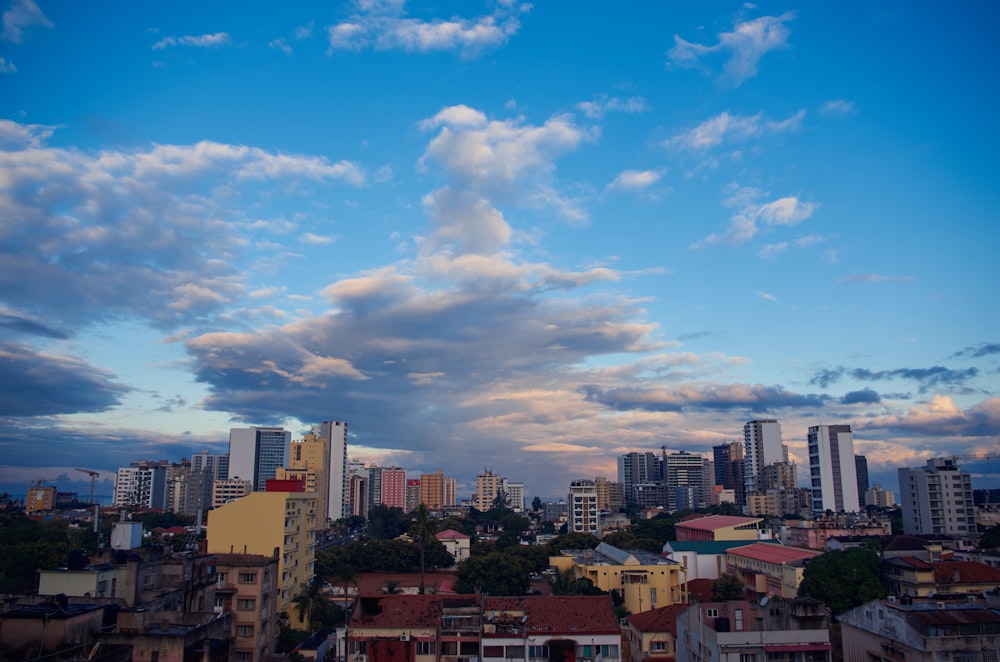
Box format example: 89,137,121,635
759,596,769,607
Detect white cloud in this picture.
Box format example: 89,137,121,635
0,56,15,73
299,232,337,245
326,0,529,58
667,109,803,151
820,99,858,117
575,95,649,120
756,290,779,302
839,274,915,284
606,169,664,192
691,185,818,249
269,38,292,55
153,32,231,50
0,118,57,148
1,0,52,43
668,13,794,86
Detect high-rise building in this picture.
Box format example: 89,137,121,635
713,441,746,508
743,420,786,497
347,473,368,518
855,455,870,507
228,427,291,492
569,479,599,534
113,463,168,509
760,461,798,491
315,421,348,523
191,450,229,481
618,452,663,505
594,476,625,513
502,479,525,513
898,458,975,536
865,485,896,508
207,486,317,631
405,479,421,512
808,424,860,513
379,467,407,510
473,469,503,511
212,478,250,508
664,452,709,512
420,470,455,511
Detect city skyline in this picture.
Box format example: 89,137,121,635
1,1,999,501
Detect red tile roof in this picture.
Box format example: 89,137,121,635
686,578,715,603
676,515,762,531
484,596,619,633
349,595,478,628
437,529,471,540
932,561,1000,584
626,603,688,636
727,543,820,564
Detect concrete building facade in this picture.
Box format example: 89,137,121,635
808,424,860,513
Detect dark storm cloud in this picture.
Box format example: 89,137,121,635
810,365,978,393
580,383,828,413
0,340,128,416
0,311,67,339
840,388,881,405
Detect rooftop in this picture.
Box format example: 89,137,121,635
436,529,471,540
625,603,689,636
484,596,619,634
665,540,758,555
727,543,820,564
932,560,1000,584
676,515,762,531
561,542,676,567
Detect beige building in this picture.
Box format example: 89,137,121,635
212,478,251,508
473,469,502,511
725,542,820,599
285,433,331,525
25,484,57,513
207,489,317,630
624,603,687,662
675,515,763,542
550,542,685,615
419,471,455,511
214,553,279,662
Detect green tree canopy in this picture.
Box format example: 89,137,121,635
978,524,1000,549
711,573,746,601
454,552,530,596
546,532,601,555
798,548,886,616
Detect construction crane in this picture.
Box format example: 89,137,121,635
950,454,1000,462
75,468,100,505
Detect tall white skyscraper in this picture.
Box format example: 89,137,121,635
664,451,709,511
898,458,975,536
228,426,291,491
743,419,786,496
316,421,348,522
568,479,599,534
808,424,860,513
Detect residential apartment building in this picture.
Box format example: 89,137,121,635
855,454,869,507
743,419,786,497
213,553,279,662
664,451,708,511
378,466,407,510
676,598,832,662
725,543,821,599
550,542,685,615
568,479,599,534
25,484,56,514
419,470,455,511
594,476,625,513
865,484,896,508
228,426,291,492
207,486,318,630
624,603,688,662
898,457,976,537
808,424,860,513
618,452,663,506
212,478,251,508
113,463,168,509
191,450,229,480
713,441,746,508
473,469,503,511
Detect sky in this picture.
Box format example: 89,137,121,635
1,0,999,504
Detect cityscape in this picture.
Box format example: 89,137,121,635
2,0,1000,660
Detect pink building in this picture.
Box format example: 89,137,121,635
381,467,407,510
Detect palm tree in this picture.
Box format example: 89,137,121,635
412,504,431,594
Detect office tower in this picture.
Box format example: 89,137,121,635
808,424,860,513
113,463,168,509
664,451,709,511
618,452,663,505
569,479,599,534
744,420,787,497
177,471,212,518
207,487,318,631
713,441,746,507
855,455,870,507
228,426,291,492
898,458,975,536
191,450,229,481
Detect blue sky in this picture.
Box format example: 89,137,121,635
1,0,998,503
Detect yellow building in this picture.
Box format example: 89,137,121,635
25,485,57,514
549,542,685,615
285,433,331,525
420,470,455,511
207,489,318,630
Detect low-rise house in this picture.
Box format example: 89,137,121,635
550,542,685,614
779,517,891,550
347,594,481,661
623,603,688,662
839,595,1000,662
675,515,763,542
482,596,621,662
436,529,471,567
725,543,820,599
213,552,279,662
883,557,1000,597
676,598,832,662
0,601,106,659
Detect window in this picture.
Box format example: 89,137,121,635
416,641,436,655
739,655,759,662
236,653,252,662
650,587,657,605
349,641,368,655
652,641,669,652
151,653,159,662
734,608,744,631
484,646,504,658
706,608,719,618
237,598,256,610
239,572,257,583
506,646,525,659
529,645,549,659
237,625,254,637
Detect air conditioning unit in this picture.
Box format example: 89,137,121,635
400,634,410,641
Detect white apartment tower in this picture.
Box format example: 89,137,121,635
808,424,860,513
743,419,787,496
569,479,599,534
316,421,349,522
898,458,975,536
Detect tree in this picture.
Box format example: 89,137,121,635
549,568,605,596
978,524,1000,549
711,574,746,601
546,532,601,555
798,548,886,616
412,504,431,593
455,552,530,596
532,496,542,512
